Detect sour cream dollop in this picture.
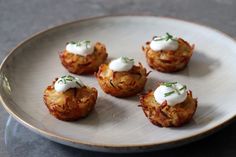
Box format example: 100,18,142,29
154,82,187,106
66,40,94,56
54,75,84,92
150,33,179,52
109,57,135,72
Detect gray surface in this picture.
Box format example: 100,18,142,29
0,0,235,156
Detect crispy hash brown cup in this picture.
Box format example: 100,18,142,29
60,42,108,75
142,38,194,73
43,79,97,121
96,63,150,97
139,90,197,127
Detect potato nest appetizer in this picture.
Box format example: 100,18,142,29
96,63,149,97
43,79,98,121
142,38,194,73
139,90,197,127
60,42,108,75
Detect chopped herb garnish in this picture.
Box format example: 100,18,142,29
57,75,84,87
75,81,83,88
65,78,73,81
164,91,175,97
152,36,162,41
161,82,187,97
83,40,91,48
58,79,65,84
67,41,77,45
66,40,91,49
152,33,178,42
165,33,173,41
174,88,180,95
121,57,134,64
161,82,177,87
179,85,187,91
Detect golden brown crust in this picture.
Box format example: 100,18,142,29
43,81,97,121
96,63,150,97
60,42,108,75
142,38,194,73
139,90,197,127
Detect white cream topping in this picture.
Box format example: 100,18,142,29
154,82,187,106
109,57,135,72
150,33,179,52
54,75,84,92
66,40,94,56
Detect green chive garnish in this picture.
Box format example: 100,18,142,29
66,40,91,49
152,33,178,42
164,91,175,97
57,75,83,87
161,82,187,97
179,85,187,91
121,57,134,64
161,82,177,87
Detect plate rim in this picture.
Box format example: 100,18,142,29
0,14,236,151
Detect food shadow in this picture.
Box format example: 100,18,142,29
178,51,221,78
76,97,128,126
171,103,223,130
145,76,166,91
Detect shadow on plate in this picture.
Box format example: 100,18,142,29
144,76,166,91
77,97,129,125
170,103,223,131
178,51,221,78
41,97,128,128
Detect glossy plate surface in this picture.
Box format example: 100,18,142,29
0,16,236,152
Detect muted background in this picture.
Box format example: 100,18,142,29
0,0,236,156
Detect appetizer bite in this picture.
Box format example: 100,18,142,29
60,40,108,74
96,57,149,97
43,75,97,121
140,82,197,127
142,33,194,72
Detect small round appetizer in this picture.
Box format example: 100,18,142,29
142,33,194,72
140,82,197,127
43,75,97,121
60,40,108,75
96,57,149,97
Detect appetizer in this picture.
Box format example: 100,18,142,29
43,75,97,121
96,57,149,97
60,40,108,74
142,33,194,72
140,82,197,127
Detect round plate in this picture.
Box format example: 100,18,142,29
0,16,236,153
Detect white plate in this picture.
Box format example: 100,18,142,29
0,16,236,152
